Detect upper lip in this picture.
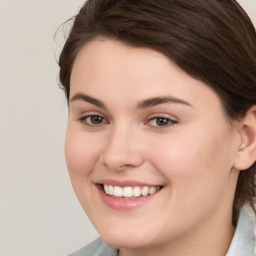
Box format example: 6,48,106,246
95,179,163,187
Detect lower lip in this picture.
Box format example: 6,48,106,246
97,185,161,211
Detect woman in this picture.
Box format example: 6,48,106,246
59,0,256,255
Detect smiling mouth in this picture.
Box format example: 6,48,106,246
101,184,163,199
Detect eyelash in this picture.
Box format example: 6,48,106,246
78,115,108,126
78,115,177,129
147,116,177,128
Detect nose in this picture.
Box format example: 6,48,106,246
99,126,144,172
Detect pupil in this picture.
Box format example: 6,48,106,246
157,118,168,126
92,116,102,124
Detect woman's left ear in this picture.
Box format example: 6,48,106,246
234,106,256,170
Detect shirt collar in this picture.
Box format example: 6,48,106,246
226,208,254,256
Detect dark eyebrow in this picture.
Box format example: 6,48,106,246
70,93,106,109
70,93,191,110
137,96,192,109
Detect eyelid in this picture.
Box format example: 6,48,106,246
146,115,178,129
78,113,109,126
76,111,178,130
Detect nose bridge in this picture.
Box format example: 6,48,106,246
100,123,144,171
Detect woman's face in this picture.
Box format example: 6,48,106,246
66,39,240,252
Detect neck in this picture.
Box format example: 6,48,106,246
118,210,235,256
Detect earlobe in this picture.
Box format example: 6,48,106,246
233,106,256,171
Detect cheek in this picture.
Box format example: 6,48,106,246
65,127,100,178
148,126,232,191
147,129,234,223
64,127,104,214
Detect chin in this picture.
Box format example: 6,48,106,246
99,227,156,249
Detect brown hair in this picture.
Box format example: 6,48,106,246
58,0,256,225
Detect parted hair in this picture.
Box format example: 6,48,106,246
59,0,256,225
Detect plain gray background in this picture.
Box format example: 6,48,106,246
0,0,255,255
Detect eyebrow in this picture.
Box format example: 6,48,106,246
70,93,106,109
70,93,192,109
136,96,192,109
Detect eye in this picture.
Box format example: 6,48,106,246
148,117,177,128
79,115,107,126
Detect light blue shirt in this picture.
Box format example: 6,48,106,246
226,209,254,256
69,209,254,256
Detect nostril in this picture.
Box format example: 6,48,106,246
99,150,145,172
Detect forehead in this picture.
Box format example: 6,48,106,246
70,39,223,113
71,39,173,85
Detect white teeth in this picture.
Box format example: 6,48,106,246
108,185,114,195
114,186,123,197
133,186,141,197
104,184,109,194
141,186,149,196
103,184,161,198
123,187,133,197
149,187,156,194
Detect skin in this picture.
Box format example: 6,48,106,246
65,39,243,256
